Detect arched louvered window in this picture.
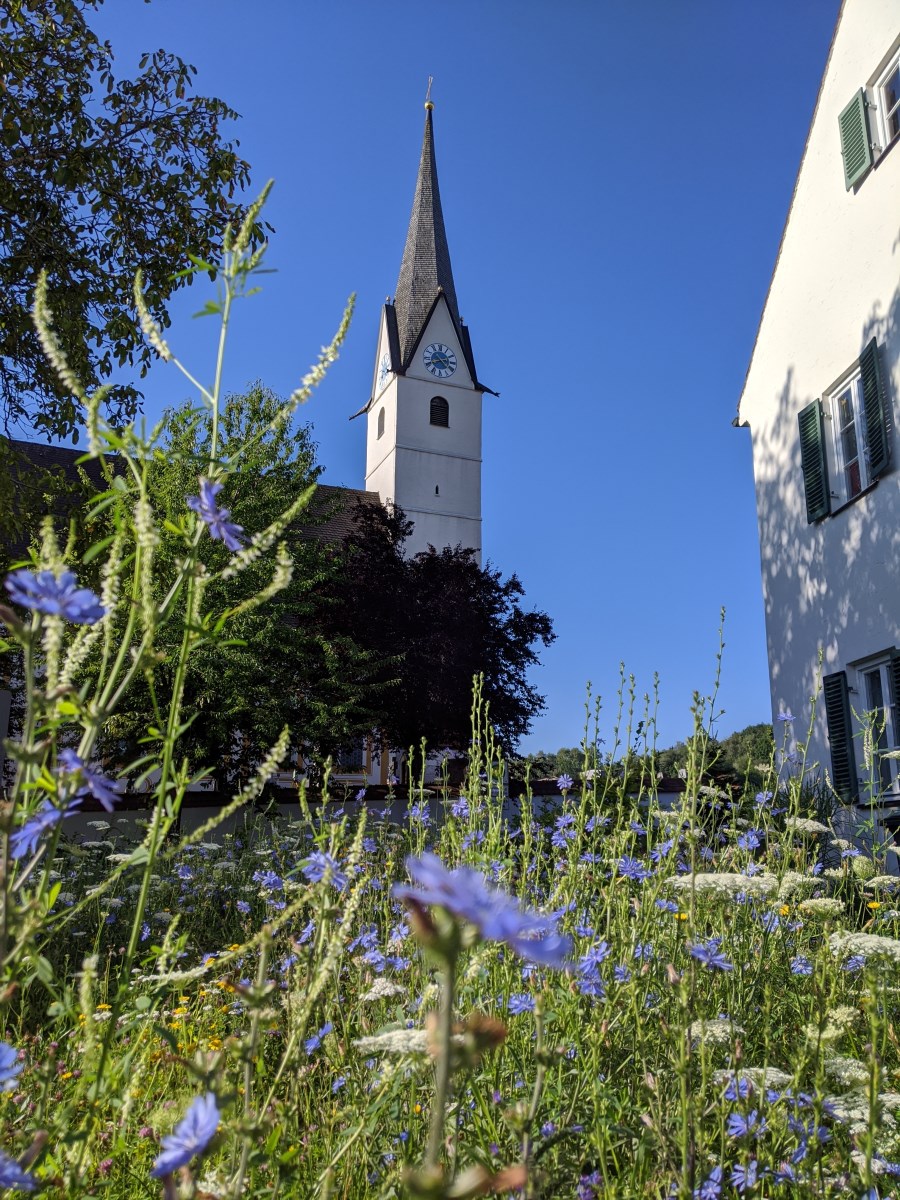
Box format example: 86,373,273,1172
377,407,385,439
430,396,449,428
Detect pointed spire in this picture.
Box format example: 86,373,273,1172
394,95,460,366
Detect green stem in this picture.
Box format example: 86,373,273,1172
425,952,458,1172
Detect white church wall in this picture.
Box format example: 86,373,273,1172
738,0,900,782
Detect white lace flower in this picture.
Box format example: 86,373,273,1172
777,871,819,900
799,897,845,918
688,1018,744,1046
830,931,900,962
784,817,830,836
353,1029,430,1055
361,978,406,1002
670,872,777,898
825,1055,869,1087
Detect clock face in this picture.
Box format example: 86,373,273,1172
423,342,457,379
378,353,391,389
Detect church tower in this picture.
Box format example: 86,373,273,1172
360,98,495,563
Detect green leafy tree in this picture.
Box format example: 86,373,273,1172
95,385,390,788
0,0,259,443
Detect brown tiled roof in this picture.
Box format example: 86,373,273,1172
2,437,116,558
303,485,382,544
3,438,382,551
4,437,111,489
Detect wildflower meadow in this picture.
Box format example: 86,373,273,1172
3,203,900,1199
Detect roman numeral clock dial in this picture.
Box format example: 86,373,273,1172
423,342,457,379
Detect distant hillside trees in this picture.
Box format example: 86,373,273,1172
520,722,776,790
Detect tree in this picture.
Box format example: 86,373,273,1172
0,0,259,442
94,386,392,787
328,503,556,753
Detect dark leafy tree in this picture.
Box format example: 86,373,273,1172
329,503,556,753
0,0,260,442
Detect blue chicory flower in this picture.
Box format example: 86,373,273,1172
186,478,245,552
617,855,653,883
9,800,80,860
556,774,574,791
790,955,813,975
394,852,571,968
777,710,795,723
56,749,119,812
693,1165,723,1199
729,1160,759,1193
151,1092,220,1178
302,851,348,891
507,993,536,1014
0,1148,36,1192
450,796,469,819
737,829,763,852
689,938,733,972
0,1043,22,1092
304,1022,333,1056
727,1110,766,1138
4,568,106,625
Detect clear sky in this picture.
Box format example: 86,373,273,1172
87,0,842,756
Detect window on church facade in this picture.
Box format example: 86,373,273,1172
377,407,385,438
430,396,449,427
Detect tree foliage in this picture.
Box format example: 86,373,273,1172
522,721,776,789
328,503,556,753
94,386,391,788
0,0,260,440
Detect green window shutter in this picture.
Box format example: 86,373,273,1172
838,90,873,190
823,670,858,803
798,399,830,522
859,338,891,479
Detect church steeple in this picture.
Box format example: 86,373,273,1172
362,91,495,566
393,101,460,366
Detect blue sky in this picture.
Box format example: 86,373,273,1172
88,0,841,755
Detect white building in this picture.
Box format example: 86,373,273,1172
737,0,900,812
353,99,496,564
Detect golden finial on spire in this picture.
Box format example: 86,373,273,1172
424,77,434,111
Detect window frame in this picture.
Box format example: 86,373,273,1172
429,395,449,428
872,43,900,155
823,364,872,508
800,339,891,522
851,652,900,803
377,407,385,439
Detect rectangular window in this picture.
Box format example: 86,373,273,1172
839,38,900,189
874,48,900,151
827,369,869,505
856,655,900,800
335,741,366,772
802,340,891,518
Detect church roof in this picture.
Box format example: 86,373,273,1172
394,106,460,366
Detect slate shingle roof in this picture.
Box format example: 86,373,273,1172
394,107,460,367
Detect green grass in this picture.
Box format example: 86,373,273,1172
4,743,900,1199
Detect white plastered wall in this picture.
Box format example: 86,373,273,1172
738,0,900,785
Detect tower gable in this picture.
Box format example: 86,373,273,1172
403,292,475,390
